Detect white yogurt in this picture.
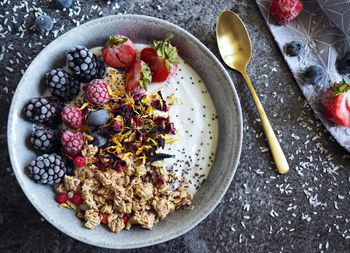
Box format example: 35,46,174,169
92,45,218,196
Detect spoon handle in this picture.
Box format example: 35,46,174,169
241,70,289,174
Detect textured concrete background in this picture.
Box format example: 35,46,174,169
1,0,350,252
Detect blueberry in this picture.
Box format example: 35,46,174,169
286,41,304,57
336,52,350,75
87,109,110,127
304,65,325,84
35,15,53,33
90,131,107,147
56,0,73,9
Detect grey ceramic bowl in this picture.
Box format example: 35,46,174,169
7,15,242,249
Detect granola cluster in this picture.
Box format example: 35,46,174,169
55,146,191,232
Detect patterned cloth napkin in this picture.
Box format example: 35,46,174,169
255,0,350,152
318,0,350,41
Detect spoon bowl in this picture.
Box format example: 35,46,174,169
216,11,252,72
216,10,289,174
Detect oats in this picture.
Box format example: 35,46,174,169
64,175,81,192
84,209,101,229
108,214,125,233
131,211,156,229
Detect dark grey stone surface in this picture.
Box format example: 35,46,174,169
1,0,350,252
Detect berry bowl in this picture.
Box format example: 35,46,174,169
7,15,242,249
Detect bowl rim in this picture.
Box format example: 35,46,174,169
7,14,243,249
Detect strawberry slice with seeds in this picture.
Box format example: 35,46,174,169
322,80,350,127
125,59,151,93
101,35,137,69
140,35,179,83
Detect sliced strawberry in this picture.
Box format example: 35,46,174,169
270,0,303,25
125,59,151,93
101,35,137,69
322,80,350,127
140,35,179,83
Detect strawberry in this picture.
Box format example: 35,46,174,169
101,35,137,69
125,59,151,93
322,80,350,128
140,35,179,83
270,0,303,25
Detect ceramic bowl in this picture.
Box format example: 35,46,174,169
7,15,242,249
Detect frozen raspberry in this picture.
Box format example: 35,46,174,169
61,130,84,158
55,193,68,204
85,79,111,106
73,156,86,168
61,106,84,129
71,193,83,205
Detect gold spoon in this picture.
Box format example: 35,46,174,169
216,10,289,174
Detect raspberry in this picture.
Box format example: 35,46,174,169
61,106,84,129
85,79,111,106
71,193,82,205
61,130,84,158
55,193,68,204
73,156,86,168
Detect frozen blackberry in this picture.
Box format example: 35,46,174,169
30,127,55,152
23,97,59,123
46,68,80,101
28,153,66,184
66,46,104,82
78,56,106,81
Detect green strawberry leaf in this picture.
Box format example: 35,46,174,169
107,36,128,47
329,79,350,97
151,34,179,72
140,64,152,90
